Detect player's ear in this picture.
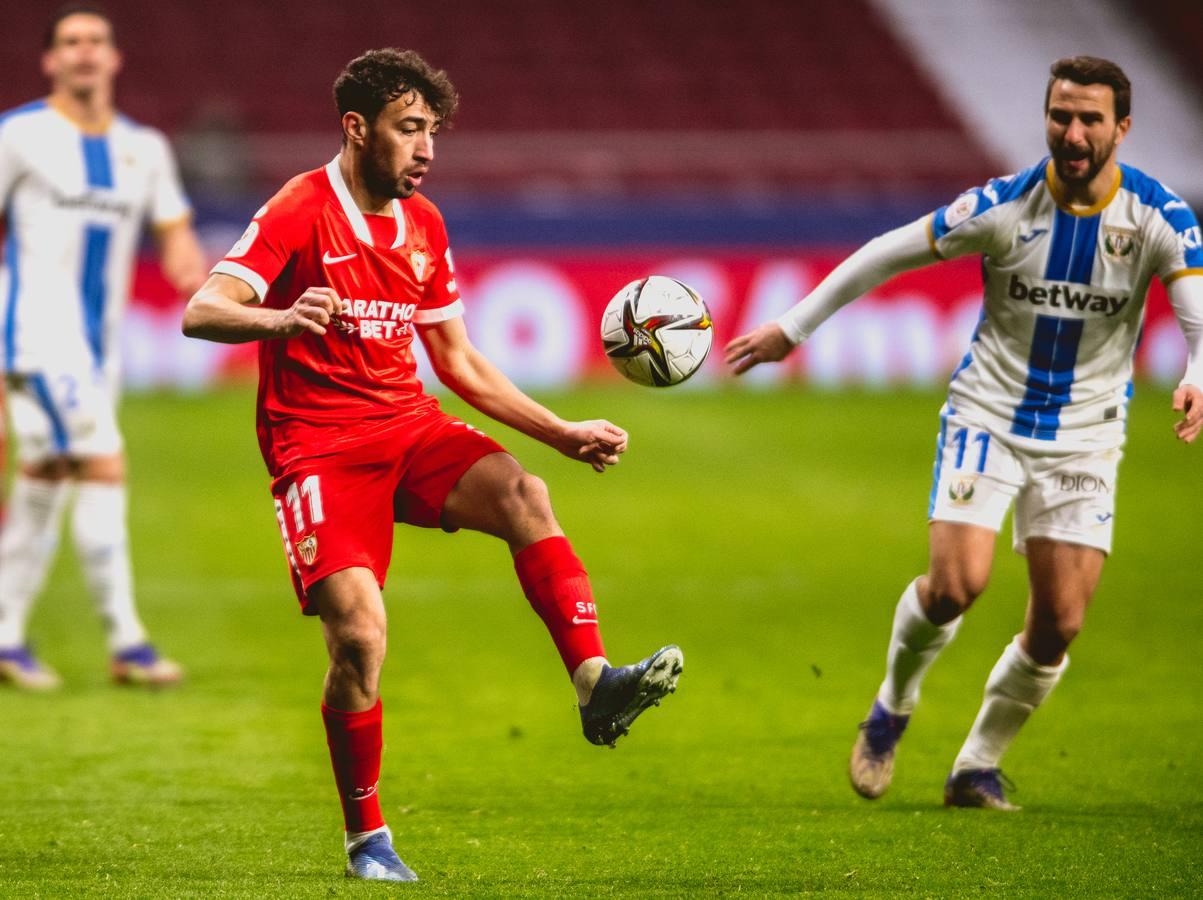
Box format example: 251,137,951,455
342,111,369,147
1113,115,1131,146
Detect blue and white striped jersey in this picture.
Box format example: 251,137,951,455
930,158,1203,450
0,99,190,381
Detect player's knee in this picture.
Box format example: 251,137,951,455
22,457,71,480
502,471,554,522
331,613,387,670
1028,604,1085,660
923,570,987,624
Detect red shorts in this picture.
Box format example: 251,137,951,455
270,410,507,614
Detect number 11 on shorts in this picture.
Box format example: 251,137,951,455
952,427,990,473
285,474,325,532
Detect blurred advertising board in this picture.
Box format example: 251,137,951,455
126,251,1186,390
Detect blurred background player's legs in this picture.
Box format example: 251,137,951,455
71,452,182,685
0,374,181,688
0,382,7,524
0,460,72,689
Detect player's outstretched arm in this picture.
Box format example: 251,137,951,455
724,216,938,375
155,220,208,297
183,277,338,344
1168,276,1203,444
419,316,627,473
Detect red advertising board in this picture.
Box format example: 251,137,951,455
126,251,1186,389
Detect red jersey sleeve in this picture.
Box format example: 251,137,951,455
412,203,464,325
413,247,464,324
210,174,319,303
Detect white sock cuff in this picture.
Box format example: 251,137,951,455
71,481,128,544
10,473,72,508
73,480,126,510
900,578,961,641
1007,634,1069,677
345,824,390,854
988,635,1067,707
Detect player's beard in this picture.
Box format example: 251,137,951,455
361,137,414,200
1049,131,1116,186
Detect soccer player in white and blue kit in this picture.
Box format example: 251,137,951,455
726,57,1202,809
0,5,207,688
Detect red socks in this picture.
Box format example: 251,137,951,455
514,536,606,673
321,699,385,833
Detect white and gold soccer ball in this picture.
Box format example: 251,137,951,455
600,276,713,387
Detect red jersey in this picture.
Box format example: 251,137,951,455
212,158,463,473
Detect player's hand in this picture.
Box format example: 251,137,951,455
724,323,796,375
1172,383,1203,444
554,419,628,473
276,287,341,337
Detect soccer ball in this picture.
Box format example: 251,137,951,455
600,276,714,387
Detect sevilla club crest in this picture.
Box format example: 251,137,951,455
296,533,318,566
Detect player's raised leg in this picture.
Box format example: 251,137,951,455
311,567,417,883
70,454,182,686
946,538,1103,810
850,522,993,798
0,459,72,690
441,452,682,747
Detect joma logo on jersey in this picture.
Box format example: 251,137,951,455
335,298,419,340
1007,275,1129,317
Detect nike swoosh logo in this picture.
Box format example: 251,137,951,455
1018,228,1048,244
1095,513,1113,524
571,616,598,625
323,251,358,264
1164,199,1189,211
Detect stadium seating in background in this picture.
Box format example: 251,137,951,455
1121,0,1203,92
0,0,998,196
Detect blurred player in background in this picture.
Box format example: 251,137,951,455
183,49,683,882
727,57,1202,810
0,5,206,689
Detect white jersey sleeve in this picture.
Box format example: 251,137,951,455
0,117,23,208
1168,275,1203,389
776,217,933,344
145,129,191,228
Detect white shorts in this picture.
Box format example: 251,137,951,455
5,369,123,464
927,408,1121,555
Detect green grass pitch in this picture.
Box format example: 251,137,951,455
0,383,1200,897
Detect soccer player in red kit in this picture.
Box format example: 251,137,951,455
182,49,682,882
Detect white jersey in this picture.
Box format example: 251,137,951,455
0,99,191,381
930,158,1203,451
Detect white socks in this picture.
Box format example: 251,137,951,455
877,578,962,716
72,481,147,652
0,476,72,648
953,635,1067,774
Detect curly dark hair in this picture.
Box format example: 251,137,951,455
333,48,458,128
1045,56,1131,120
